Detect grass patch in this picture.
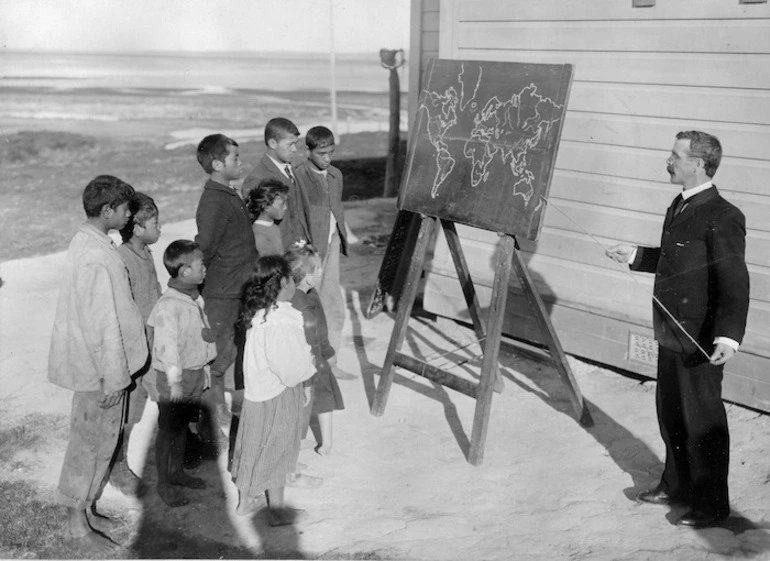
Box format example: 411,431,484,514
0,479,76,558
0,412,69,464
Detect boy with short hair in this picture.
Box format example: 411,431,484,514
294,126,349,356
49,175,148,554
148,240,217,507
194,134,257,441
246,178,289,256
241,117,311,249
111,191,162,497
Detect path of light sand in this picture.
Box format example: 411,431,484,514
1,200,769,560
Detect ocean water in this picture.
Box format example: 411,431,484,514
0,51,407,93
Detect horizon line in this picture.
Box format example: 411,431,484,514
1,48,410,58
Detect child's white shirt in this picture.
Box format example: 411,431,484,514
243,301,315,401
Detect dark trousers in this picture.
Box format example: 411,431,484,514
656,346,730,517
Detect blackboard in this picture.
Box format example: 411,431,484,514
398,58,572,240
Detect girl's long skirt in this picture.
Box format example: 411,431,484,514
230,385,303,498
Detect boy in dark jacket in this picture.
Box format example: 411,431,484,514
194,134,257,444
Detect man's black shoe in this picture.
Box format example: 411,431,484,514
678,509,727,529
637,487,681,506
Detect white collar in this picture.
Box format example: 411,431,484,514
681,180,712,201
254,219,275,226
309,166,327,177
267,154,292,178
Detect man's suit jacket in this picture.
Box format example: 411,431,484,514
631,186,750,354
241,154,311,250
293,161,349,261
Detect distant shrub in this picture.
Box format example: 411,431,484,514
0,131,97,165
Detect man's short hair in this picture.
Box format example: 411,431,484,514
163,239,200,278
197,134,238,174
264,117,300,145
82,175,135,218
119,192,158,243
677,130,722,178
246,178,289,222
305,126,335,151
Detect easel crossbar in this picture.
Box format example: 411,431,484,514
394,352,477,399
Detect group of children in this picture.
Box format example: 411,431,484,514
48,117,350,553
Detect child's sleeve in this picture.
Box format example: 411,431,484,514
76,262,132,393
195,196,229,267
265,322,315,388
149,306,183,386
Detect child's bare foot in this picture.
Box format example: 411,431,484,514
87,506,121,535
157,483,189,508
286,473,323,488
235,492,265,517
268,507,308,527
169,472,206,489
315,444,332,456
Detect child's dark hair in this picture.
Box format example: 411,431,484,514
246,178,289,221
197,134,238,174
265,117,300,146
239,255,292,329
284,243,322,284
82,175,135,218
305,126,335,151
119,192,159,243
163,239,200,278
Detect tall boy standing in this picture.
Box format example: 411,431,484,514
195,134,257,440
49,175,148,554
241,117,311,249
294,126,349,356
111,192,163,497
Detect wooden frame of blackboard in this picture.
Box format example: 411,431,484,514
370,58,592,465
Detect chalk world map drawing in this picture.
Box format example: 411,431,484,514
399,59,573,240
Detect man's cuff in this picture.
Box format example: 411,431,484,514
628,246,638,265
714,337,739,352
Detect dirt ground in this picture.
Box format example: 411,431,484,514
1,197,770,560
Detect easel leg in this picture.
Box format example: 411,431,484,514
371,216,437,416
468,235,515,465
441,220,504,393
510,244,593,427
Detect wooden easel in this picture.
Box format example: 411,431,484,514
371,214,593,465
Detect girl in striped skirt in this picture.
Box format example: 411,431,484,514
230,255,315,526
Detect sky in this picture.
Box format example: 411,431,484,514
0,0,411,54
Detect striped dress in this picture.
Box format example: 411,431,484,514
230,301,315,497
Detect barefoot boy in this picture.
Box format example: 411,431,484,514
148,240,217,507
111,192,162,497
241,117,311,249
49,175,148,554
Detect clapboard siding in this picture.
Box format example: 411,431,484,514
457,50,770,90
457,0,770,22
567,85,770,128
412,0,770,411
561,115,770,160
459,20,770,54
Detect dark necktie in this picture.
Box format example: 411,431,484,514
285,165,296,185
672,194,687,217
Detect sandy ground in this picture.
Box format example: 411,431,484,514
1,198,770,560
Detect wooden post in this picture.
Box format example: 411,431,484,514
510,244,593,427
467,234,516,464
380,49,405,198
372,215,435,415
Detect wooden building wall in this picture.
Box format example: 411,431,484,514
414,0,770,412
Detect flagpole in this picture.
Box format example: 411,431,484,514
329,0,338,139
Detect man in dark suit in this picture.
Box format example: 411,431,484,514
241,117,311,249
607,130,750,528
